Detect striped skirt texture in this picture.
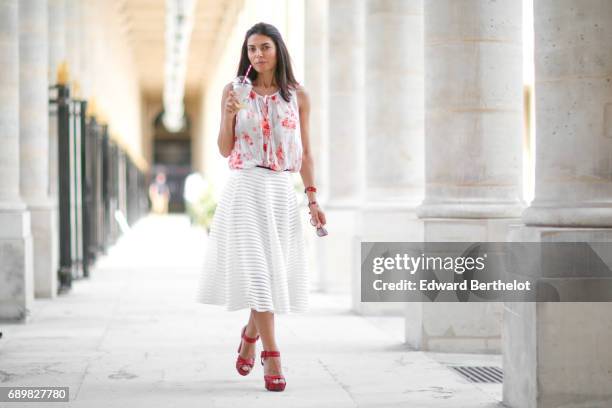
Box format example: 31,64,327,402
196,166,309,314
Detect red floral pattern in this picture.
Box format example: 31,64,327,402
228,88,303,172
281,118,296,129
261,118,271,137
242,132,254,145
228,150,243,169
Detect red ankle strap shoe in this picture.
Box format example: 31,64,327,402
235,326,259,376
260,350,286,392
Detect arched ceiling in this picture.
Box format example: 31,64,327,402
115,0,242,99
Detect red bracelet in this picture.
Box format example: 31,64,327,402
308,201,318,207
304,186,317,194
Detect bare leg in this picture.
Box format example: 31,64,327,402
251,310,282,377
245,309,258,338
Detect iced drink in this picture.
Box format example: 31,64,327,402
232,76,252,110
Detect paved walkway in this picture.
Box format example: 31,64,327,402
0,215,503,407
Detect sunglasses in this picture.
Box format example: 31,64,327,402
309,217,328,237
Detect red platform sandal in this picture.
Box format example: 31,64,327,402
236,326,259,376
260,350,286,391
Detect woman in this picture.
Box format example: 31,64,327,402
196,22,326,392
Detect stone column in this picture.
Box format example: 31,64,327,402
0,0,34,321
365,0,424,206
48,0,66,198
304,0,329,202
304,0,329,292
20,0,58,298
411,0,524,352
48,0,65,85
504,2,612,407
418,0,524,219
316,0,365,296
522,2,612,228
64,0,79,84
328,0,365,204
78,0,93,99
355,0,425,315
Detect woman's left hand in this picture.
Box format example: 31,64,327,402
308,204,326,229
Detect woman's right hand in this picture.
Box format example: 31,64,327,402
224,89,240,118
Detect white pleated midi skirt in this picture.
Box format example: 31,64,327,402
196,166,309,314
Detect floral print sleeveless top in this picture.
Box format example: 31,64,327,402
228,87,302,172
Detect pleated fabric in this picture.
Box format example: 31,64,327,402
196,166,309,314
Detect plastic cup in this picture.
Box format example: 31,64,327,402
232,76,252,110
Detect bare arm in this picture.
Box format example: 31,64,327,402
297,85,326,227
218,83,239,157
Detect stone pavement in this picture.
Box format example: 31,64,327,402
0,215,504,408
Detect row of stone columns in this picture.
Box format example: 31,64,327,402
304,0,426,304
0,0,88,320
303,0,506,345
0,0,56,319
504,1,612,407
0,0,34,320
305,0,612,406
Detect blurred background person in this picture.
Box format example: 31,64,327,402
149,172,171,214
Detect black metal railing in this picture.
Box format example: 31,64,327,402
49,84,148,294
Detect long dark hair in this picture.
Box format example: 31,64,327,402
237,22,299,103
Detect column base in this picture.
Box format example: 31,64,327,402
417,200,525,219
504,226,612,408
403,218,522,353
306,199,361,295
353,202,423,316
29,201,59,298
522,204,612,227
0,208,34,321
406,302,502,353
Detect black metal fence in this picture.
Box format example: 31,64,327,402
49,84,148,293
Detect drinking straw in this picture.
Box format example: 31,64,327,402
242,64,252,83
